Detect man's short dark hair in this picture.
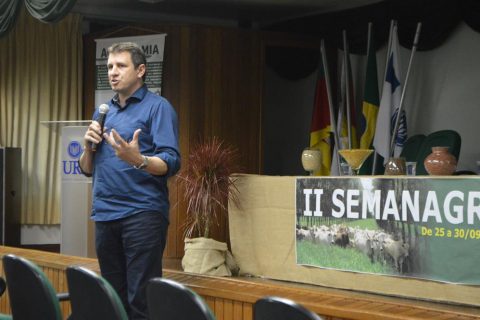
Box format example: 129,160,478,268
108,42,147,81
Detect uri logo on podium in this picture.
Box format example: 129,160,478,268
61,126,90,182
63,140,83,175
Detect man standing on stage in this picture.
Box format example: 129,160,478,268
79,42,180,319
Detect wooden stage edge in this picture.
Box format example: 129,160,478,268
0,246,478,320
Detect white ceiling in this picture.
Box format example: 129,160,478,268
72,0,384,28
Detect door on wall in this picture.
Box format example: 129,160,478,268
0,147,21,246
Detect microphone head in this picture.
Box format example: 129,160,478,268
99,104,110,114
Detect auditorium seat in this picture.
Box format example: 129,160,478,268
146,278,215,320
400,134,426,162
254,296,324,320
2,254,68,320
66,266,128,320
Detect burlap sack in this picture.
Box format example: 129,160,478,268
182,237,239,276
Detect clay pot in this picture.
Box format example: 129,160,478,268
424,146,457,175
384,157,406,175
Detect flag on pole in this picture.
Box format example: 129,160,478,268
329,100,345,176
339,51,359,149
359,31,380,149
373,26,407,163
310,54,333,176
358,25,379,175
330,51,357,175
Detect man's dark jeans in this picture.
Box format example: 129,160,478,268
95,211,169,320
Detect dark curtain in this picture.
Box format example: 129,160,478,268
0,0,76,38
24,0,77,23
266,47,319,81
264,0,480,80
0,0,22,38
264,0,480,54
461,0,480,33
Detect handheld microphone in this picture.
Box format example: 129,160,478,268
92,104,110,151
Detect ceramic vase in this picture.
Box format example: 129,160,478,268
424,146,457,175
384,157,406,175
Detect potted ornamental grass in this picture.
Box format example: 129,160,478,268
177,137,241,276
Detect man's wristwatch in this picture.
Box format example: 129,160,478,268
134,155,149,170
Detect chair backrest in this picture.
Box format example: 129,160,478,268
2,254,63,320
0,277,6,298
66,266,129,320
146,278,216,320
254,296,323,320
415,130,461,175
400,134,426,162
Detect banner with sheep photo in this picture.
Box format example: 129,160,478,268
295,177,480,284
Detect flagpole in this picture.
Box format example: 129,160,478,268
365,22,373,175
372,20,396,175
320,39,341,173
389,22,422,157
342,30,353,149
381,20,396,95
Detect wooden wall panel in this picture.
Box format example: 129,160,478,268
83,23,263,264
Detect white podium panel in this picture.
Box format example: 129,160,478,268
60,126,95,258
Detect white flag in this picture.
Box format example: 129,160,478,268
331,50,355,176
373,25,407,164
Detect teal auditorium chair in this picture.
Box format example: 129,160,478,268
358,152,379,175
146,278,216,320
400,134,426,162
254,296,324,320
66,266,128,320
414,130,461,175
2,254,69,320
